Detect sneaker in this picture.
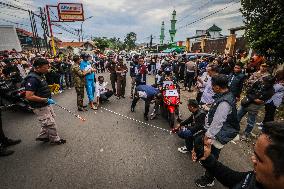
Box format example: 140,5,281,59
68,87,71,90
195,176,215,187
240,133,252,141
91,105,98,110
131,106,135,112
50,139,66,145
78,107,84,111
0,145,14,157
178,146,190,154
2,138,21,147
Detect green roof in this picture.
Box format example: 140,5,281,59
207,24,222,32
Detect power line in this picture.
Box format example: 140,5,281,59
49,9,78,33
12,0,38,10
178,0,214,23
0,18,30,27
0,11,27,20
178,0,241,30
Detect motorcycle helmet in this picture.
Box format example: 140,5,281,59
164,67,172,76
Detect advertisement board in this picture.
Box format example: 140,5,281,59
58,3,84,21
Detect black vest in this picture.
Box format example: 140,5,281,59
207,91,240,145
24,72,51,108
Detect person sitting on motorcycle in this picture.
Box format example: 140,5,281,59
159,67,178,86
173,99,207,154
130,84,160,121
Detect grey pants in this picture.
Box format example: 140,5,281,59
33,105,60,142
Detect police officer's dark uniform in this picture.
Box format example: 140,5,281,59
24,58,65,145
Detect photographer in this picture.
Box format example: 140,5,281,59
195,74,239,187
174,99,206,154
192,121,284,189
238,75,275,141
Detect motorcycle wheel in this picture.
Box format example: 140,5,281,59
168,112,175,128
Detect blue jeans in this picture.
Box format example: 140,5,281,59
59,74,65,90
177,128,193,151
237,105,257,134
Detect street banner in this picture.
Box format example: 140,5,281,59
58,3,84,21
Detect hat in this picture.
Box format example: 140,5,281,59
33,58,49,67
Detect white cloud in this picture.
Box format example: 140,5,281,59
0,0,244,43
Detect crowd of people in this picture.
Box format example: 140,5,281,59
0,48,284,189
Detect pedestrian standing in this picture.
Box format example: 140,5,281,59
184,56,197,92
195,74,240,187
115,57,128,99
262,70,284,124
80,54,97,110
238,75,275,140
136,56,147,86
24,58,66,145
71,55,89,111
105,54,117,95
129,55,139,98
228,63,246,100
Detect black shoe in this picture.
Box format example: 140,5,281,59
36,137,50,142
78,107,84,111
131,106,135,112
50,139,66,145
195,176,214,187
2,138,21,147
144,115,149,121
0,145,14,157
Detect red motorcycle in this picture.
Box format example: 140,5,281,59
159,80,181,128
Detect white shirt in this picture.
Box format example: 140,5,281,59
201,76,215,104
96,82,108,97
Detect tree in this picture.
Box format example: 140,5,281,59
124,32,137,51
241,0,284,64
92,37,110,51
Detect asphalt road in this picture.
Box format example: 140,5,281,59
0,72,253,189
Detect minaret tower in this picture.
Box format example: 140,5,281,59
160,21,165,44
169,10,177,43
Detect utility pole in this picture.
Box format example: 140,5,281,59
29,10,40,52
75,29,81,42
39,7,50,52
46,5,57,55
150,34,153,47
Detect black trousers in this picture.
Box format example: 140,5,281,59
184,72,195,89
131,91,151,116
205,145,221,181
100,91,114,101
110,73,117,94
263,102,276,123
196,91,203,104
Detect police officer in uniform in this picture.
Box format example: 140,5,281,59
24,58,66,145
71,55,90,111
115,56,128,99
105,54,117,95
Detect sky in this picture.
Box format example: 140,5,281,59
0,0,244,43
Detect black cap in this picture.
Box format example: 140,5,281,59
33,58,49,67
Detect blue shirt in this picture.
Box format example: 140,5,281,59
80,60,94,80
136,85,159,99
